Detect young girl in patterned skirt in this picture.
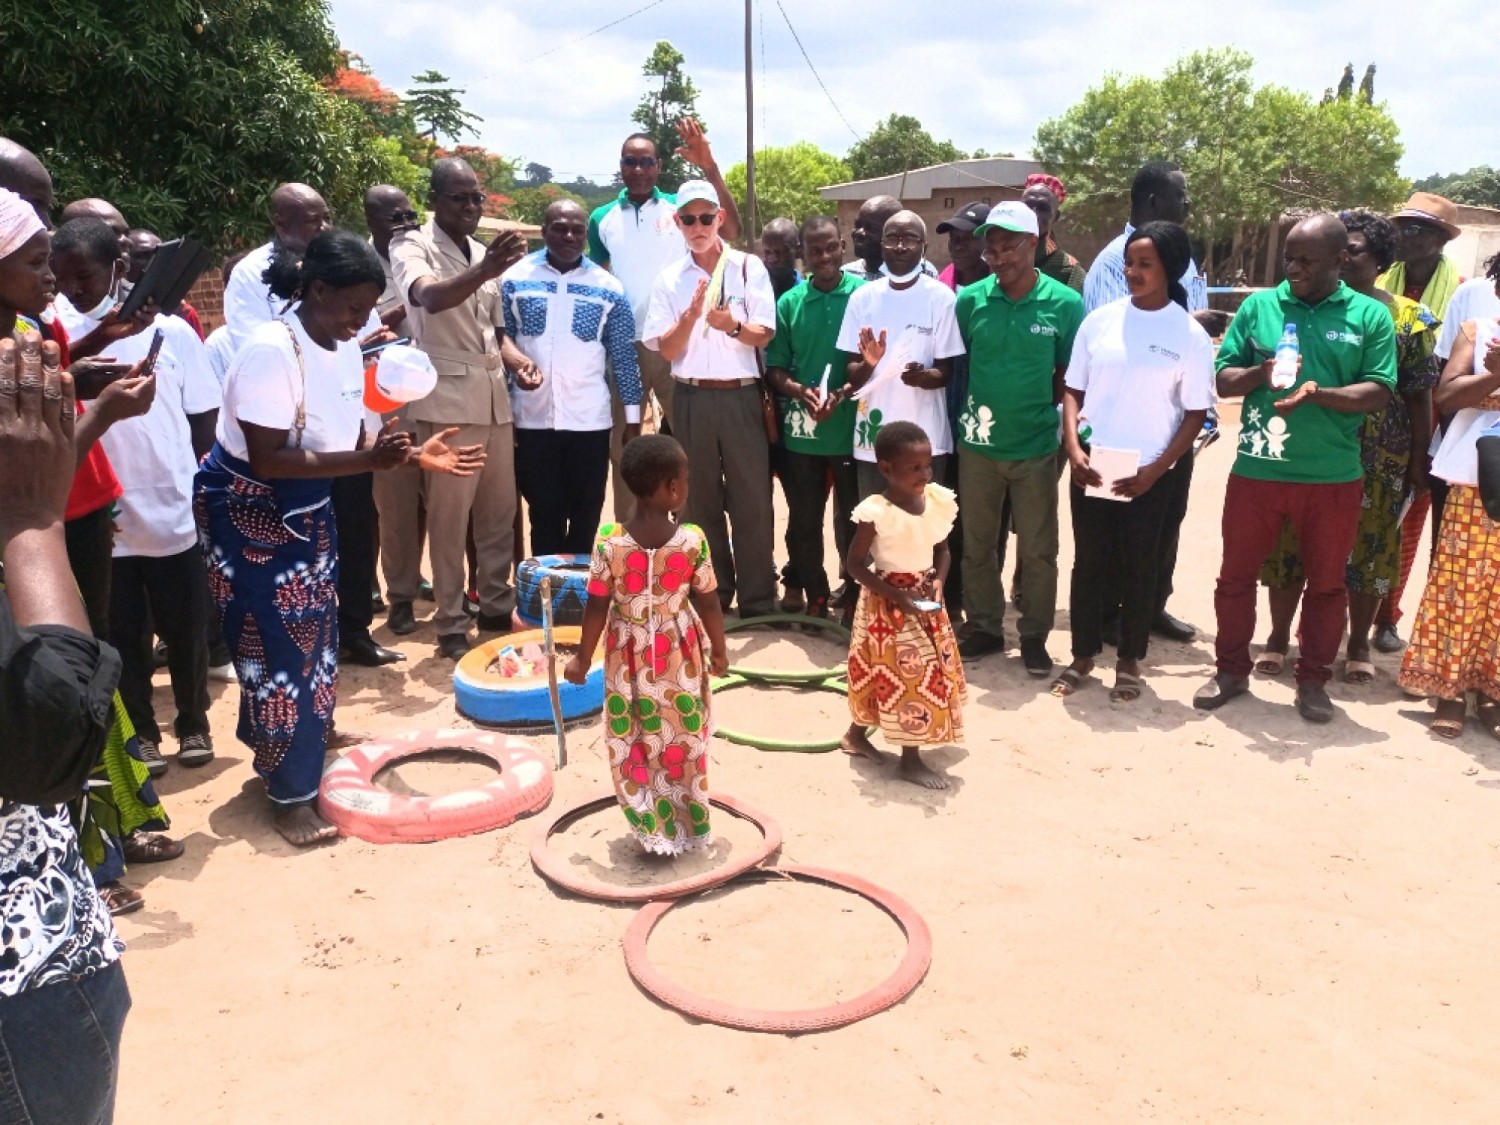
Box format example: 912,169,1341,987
840,421,967,788
565,435,729,854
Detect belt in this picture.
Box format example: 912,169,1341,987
677,377,760,389
420,344,503,371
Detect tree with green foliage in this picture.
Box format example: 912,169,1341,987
1033,48,1406,279
631,42,702,191
725,144,849,236
845,114,966,181
407,70,482,142
0,0,427,251
507,184,587,227
523,162,553,187
1414,166,1500,208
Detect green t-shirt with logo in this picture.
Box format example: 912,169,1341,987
1217,281,1398,484
763,273,863,456
954,271,1084,461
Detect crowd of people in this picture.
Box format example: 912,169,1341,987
3,114,1500,1119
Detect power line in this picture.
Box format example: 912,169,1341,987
518,0,670,67
773,0,862,143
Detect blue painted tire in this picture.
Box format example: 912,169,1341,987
454,626,604,728
515,554,591,629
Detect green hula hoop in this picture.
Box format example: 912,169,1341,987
722,613,850,683
711,674,858,753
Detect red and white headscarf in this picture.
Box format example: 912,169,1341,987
0,188,45,261
1024,173,1068,204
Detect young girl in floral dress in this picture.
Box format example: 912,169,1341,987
840,421,967,789
565,436,729,854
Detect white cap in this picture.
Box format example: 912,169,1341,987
976,200,1039,239
674,179,719,211
366,344,437,412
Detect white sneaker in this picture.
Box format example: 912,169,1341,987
208,662,237,683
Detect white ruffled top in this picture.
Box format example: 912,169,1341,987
849,484,958,573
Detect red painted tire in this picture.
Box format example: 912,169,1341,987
318,728,553,844
623,865,932,1033
530,791,782,902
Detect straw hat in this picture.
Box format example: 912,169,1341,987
1391,192,1461,240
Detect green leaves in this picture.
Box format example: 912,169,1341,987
631,40,703,192
724,143,850,236
845,114,966,182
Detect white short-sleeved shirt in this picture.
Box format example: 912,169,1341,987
204,325,236,390
222,241,280,351
87,315,221,556
1064,298,1215,466
1435,278,1500,360
589,189,686,341
848,484,958,573
217,316,364,461
835,276,965,461
642,247,776,381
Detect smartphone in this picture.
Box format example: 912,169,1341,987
72,359,133,400
361,336,411,358
912,599,942,613
140,328,165,378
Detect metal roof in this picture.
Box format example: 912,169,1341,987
817,156,1046,202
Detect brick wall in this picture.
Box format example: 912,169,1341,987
184,273,225,333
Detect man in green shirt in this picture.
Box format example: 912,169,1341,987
1194,213,1397,723
764,216,862,618
954,202,1085,674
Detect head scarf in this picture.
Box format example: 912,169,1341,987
0,188,45,261
1024,173,1068,204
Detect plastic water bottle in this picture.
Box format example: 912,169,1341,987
1270,323,1299,390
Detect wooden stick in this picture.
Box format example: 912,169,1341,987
540,576,567,769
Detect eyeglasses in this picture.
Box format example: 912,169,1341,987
621,156,659,169
678,212,718,226
390,209,419,224
882,234,923,248
439,192,486,206
1398,222,1441,238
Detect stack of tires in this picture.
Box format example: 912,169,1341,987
514,555,591,629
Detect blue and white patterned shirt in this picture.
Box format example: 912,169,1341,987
500,251,641,430
1083,224,1208,314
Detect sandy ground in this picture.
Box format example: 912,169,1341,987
115,408,1500,1123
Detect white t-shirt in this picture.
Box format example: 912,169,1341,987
204,325,236,390
1064,298,1216,466
642,247,777,381
222,241,280,351
217,316,364,461
1432,319,1500,487
1436,278,1500,360
835,276,965,461
92,315,221,557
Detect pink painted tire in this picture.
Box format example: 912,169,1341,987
531,791,782,902
318,728,553,844
623,865,933,1033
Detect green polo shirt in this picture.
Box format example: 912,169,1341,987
763,273,862,455
954,270,1084,461
1217,280,1398,484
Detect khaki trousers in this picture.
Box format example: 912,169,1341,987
372,407,424,603
611,342,677,521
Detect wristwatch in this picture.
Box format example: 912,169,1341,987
728,321,743,338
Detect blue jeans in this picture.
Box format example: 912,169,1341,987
0,962,130,1124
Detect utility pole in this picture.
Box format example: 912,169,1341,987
744,0,757,245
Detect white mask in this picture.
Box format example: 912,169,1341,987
79,261,121,322
881,261,923,284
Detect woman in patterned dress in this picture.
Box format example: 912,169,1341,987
566,435,728,855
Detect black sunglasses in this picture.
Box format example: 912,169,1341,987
621,156,659,169
678,212,718,226
390,209,419,224
439,191,486,206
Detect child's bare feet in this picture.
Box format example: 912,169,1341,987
841,725,881,761
898,747,948,789
274,804,340,847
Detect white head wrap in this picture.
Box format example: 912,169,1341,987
0,188,45,261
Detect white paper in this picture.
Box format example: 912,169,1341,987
852,332,915,401
1085,447,1140,501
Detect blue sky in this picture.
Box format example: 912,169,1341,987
328,0,1495,185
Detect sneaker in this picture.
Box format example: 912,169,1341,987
958,631,1006,660
464,590,480,616
1020,637,1054,677
780,583,806,613
177,732,214,768
137,738,167,779
208,662,237,683
418,578,435,601
1372,624,1406,654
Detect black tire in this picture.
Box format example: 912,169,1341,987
515,554,591,629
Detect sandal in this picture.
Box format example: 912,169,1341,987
1050,667,1087,697
99,881,144,916
1254,649,1287,676
1110,672,1144,703
1475,700,1500,741
1430,717,1465,739
123,832,185,865
1344,660,1376,685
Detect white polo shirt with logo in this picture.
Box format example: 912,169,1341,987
587,188,685,341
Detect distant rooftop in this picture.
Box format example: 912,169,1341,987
818,156,1046,202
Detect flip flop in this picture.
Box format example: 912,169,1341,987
1430,717,1465,739
99,882,144,916
1050,667,1087,698
1254,650,1287,676
1110,672,1144,703
122,832,185,865
1344,660,1376,685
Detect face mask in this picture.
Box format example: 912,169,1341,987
79,262,121,322
881,261,923,284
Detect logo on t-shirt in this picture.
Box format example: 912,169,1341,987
957,396,995,446
1325,329,1363,345
855,403,884,449
1148,343,1181,361
1029,322,1058,337
1237,404,1291,461
784,399,819,440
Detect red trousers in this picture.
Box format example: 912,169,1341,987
1214,475,1364,684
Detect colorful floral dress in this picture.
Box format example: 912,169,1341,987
588,522,718,855
846,486,967,746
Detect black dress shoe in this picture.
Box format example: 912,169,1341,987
1151,610,1196,643
476,611,513,632
437,633,472,661
387,600,417,635
341,636,405,666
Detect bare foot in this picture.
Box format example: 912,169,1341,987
327,727,372,751
274,804,340,847
898,748,949,790
841,726,881,761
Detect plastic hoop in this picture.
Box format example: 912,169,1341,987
530,791,782,902
723,613,849,683
711,675,852,753
623,865,932,1034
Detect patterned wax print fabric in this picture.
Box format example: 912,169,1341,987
78,692,171,885
195,445,340,806
1399,482,1500,702
588,521,718,855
